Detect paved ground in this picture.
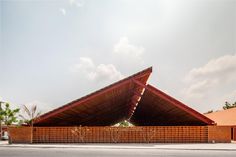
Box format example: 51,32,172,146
0,147,236,157
1,141,236,150
1,141,236,157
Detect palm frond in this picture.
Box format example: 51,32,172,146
31,105,37,119
20,104,41,125
22,104,31,118
35,111,41,118
19,114,27,121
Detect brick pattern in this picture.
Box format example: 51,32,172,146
33,126,208,143
8,127,32,143
208,126,231,143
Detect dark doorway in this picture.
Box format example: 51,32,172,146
231,128,233,140
233,127,236,141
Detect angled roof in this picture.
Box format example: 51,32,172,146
205,107,236,126
34,67,152,126
35,67,214,126
130,84,215,126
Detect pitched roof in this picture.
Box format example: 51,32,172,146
34,67,152,126
34,67,214,126
205,107,236,126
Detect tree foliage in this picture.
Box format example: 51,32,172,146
117,120,132,127
223,101,236,110
0,102,20,125
204,110,213,114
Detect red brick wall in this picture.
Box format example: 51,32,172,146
9,126,231,144
208,126,231,143
8,127,32,144
33,126,208,143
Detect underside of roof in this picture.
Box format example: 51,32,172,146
130,84,215,126
34,67,152,126
34,67,214,126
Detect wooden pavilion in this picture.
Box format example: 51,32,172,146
8,67,232,143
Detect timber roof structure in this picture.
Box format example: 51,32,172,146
34,67,215,126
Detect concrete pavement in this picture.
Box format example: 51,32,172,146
0,140,236,151
1,146,236,157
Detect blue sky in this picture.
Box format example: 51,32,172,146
0,0,236,113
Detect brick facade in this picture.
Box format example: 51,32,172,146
8,126,232,144
208,126,231,143
8,127,32,143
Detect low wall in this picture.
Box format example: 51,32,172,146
33,126,208,143
8,126,231,144
208,126,231,143
8,127,32,144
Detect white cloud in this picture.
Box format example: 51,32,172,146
88,64,124,81
70,37,146,82
72,57,95,72
177,54,236,112
183,54,236,99
112,37,145,69
114,37,144,57
69,0,84,7
59,0,83,16
59,8,66,16
71,57,124,82
185,54,236,82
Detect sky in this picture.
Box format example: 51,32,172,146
0,0,236,114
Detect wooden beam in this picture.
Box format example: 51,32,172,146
132,79,147,88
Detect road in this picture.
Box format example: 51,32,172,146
0,147,236,157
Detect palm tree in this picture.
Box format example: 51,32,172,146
19,104,41,143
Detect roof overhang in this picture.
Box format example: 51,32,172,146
34,67,214,126
34,67,152,126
